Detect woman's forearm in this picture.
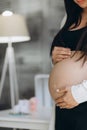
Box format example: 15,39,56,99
71,80,87,103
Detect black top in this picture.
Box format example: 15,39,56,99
53,27,87,130
50,27,87,55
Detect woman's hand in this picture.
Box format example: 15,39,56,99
52,47,71,64
55,87,79,109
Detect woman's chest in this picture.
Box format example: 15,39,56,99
61,30,83,50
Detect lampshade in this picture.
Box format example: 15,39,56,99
0,14,30,43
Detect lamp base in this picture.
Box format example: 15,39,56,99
0,44,19,108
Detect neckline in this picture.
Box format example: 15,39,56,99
68,25,87,32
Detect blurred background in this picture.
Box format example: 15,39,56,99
0,0,65,109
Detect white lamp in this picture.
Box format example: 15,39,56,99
0,11,30,108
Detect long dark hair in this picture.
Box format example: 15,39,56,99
59,0,87,65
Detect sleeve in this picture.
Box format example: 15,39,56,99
50,33,64,56
71,80,87,104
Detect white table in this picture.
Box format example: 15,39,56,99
0,108,51,130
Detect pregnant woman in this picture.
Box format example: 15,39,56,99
49,0,87,130
49,51,87,99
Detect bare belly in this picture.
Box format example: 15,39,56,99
49,51,87,100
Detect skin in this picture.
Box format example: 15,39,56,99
52,47,71,64
52,0,87,109
55,87,78,109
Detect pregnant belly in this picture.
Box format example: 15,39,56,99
49,51,87,100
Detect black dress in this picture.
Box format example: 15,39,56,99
50,27,87,130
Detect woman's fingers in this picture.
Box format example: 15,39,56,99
52,46,71,64
54,46,70,52
55,97,67,108
55,97,64,103
55,88,67,105
57,102,67,108
56,54,70,59
53,47,71,55
55,87,79,109
56,50,71,55
54,87,67,99
56,87,67,93
52,50,71,58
